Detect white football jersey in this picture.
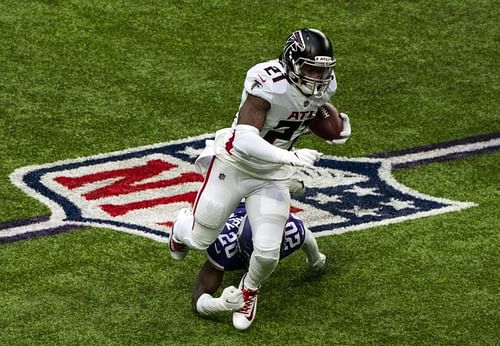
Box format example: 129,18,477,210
214,59,337,180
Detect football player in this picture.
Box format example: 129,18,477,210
169,28,350,330
192,202,326,325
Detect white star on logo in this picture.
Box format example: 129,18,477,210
345,185,380,197
351,205,380,217
311,192,342,204
382,198,416,211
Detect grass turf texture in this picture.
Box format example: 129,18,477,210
0,0,499,345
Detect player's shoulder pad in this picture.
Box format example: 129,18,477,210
244,59,288,102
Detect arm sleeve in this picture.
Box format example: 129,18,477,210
231,124,290,164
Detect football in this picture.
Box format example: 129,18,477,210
308,103,344,141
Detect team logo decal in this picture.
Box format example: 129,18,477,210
5,132,498,244
287,30,305,52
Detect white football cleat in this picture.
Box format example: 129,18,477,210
168,208,191,261
306,252,326,272
220,285,244,311
232,274,260,331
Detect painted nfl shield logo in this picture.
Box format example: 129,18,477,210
291,159,471,235
7,134,477,243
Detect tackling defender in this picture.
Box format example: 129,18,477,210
169,28,351,330
192,202,326,325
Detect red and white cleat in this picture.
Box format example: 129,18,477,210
232,274,260,331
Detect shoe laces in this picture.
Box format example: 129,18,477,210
239,288,259,314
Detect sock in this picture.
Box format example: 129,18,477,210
245,254,278,289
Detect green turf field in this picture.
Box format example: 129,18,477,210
1,1,499,345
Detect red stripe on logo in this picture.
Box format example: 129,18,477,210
100,191,198,217
54,159,194,200
290,206,303,213
157,221,174,228
84,172,203,200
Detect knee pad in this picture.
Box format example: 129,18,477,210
191,221,220,250
252,246,280,265
252,253,279,272
194,196,232,229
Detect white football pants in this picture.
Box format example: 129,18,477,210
174,157,290,288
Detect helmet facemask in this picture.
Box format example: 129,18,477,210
288,56,335,97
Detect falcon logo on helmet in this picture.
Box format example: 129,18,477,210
280,28,336,98
287,31,305,52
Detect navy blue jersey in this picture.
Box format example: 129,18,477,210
206,203,307,271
